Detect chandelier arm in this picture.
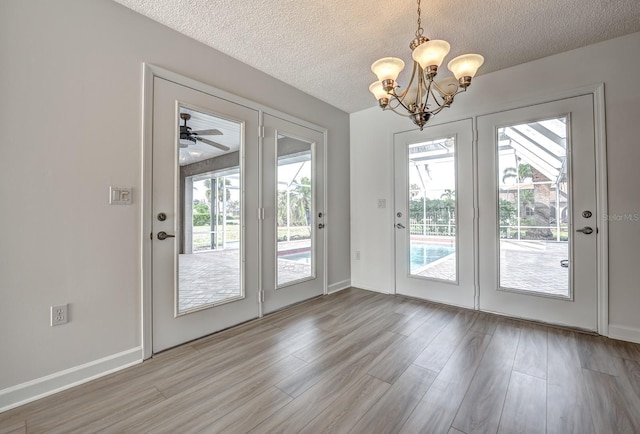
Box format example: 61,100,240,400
420,75,436,110
428,86,446,109
394,61,420,103
431,80,448,97
388,90,415,114
386,105,418,118
417,73,426,110
425,104,448,116
454,87,468,97
385,97,412,113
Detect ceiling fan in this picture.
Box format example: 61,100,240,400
179,113,230,151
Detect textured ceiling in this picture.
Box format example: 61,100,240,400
113,0,640,113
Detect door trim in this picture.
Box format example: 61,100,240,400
593,84,608,336
141,64,329,359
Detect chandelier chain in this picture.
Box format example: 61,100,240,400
415,0,424,37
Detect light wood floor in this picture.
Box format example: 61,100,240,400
2,288,640,433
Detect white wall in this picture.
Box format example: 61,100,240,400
0,0,350,407
351,32,640,340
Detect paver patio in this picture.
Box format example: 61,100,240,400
178,244,311,311
179,240,570,312
415,240,569,296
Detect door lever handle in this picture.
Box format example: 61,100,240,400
157,231,176,240
576,226,594,235
396,223,405,229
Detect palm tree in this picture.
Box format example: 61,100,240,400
289,177,312,227
440,189,455,206
440,189,456,236
278,177,312,240
502,163,532,184
502,167,517,184
529,165,553,238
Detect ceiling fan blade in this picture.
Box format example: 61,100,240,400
196,137,230,151
192,129,223,136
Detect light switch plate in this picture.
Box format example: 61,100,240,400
109,186,132,205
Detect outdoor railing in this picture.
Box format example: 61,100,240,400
410,222,456,236
500,224,569,241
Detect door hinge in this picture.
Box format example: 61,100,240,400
259,125,265,139
259,290,265,303
257,208,265,220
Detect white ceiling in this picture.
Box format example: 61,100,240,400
114,0,640,114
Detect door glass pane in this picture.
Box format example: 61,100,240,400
408,136,457,281
277,134,314,287
177,107,243,314
497,116,569,297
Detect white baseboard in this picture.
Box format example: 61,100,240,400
328,279,351,294
0,347,143,413
608,324,640,344
349,283,392,294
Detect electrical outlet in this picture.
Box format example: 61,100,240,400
51,304,68,326
355,250,361,260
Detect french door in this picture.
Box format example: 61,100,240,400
261,114,325,314
394,119,475,308
151,78,326,352
151,77,260,352
477,95,598,330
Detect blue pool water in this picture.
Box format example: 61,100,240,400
279,252,311,264
280,244,454,270
410,243,455,271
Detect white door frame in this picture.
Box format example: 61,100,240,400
391,83,608,335
141,64,328,359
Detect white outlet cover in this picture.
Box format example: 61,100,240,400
110,186,132,205
51,304,68,326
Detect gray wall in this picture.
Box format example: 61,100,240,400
0,0,350,403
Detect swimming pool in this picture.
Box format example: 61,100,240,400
280,243,455,270
409,243,455,272
279,252,311,264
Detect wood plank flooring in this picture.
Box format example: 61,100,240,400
2,287,640,433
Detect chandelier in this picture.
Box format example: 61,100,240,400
369,0,484,130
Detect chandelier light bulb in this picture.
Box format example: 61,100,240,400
369,81,389,100
435,76,460,96
412,40,451,70
371,57,405,83
447,54,485,80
